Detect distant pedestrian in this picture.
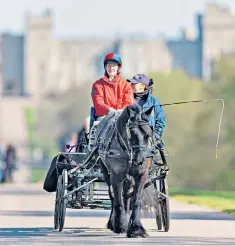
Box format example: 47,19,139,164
5,144,17,182
0,144,5,183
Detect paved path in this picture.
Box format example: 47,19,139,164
0,184,235,245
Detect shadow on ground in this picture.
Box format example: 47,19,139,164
0,210,234,221
0,227,234,245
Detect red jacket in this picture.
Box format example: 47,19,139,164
91,74,134,116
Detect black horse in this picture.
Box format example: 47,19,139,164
94,104,154,238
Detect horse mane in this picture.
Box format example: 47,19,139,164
122,103,150,122
96,103,147,144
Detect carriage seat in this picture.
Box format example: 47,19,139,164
89,107,97,131
89,107,104,129
88,107,101,150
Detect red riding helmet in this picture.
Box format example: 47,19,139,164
104,52,122,68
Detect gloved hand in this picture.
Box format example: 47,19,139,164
154,134,164,149
116,109,123,113
108,108,116,115
157,141,164,150
154,133,161,142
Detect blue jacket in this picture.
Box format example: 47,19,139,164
141,93,166,138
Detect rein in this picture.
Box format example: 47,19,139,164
160,98,224,159
100,114,152,165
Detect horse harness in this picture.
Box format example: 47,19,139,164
95,113,152,167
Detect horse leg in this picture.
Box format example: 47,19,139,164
111,176,128,233
107,185,114,231
123,177,132,214
127,162,150,238
99,160,114,231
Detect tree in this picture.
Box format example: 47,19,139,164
35,82,92,154
149,69,231,190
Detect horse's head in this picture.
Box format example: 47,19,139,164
125,104,154,165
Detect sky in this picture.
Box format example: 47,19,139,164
0,0,235,39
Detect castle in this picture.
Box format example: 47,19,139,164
2,3,235,98
0,3,234,157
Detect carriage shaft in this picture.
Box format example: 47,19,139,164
64,177,98,198
156,191,169,199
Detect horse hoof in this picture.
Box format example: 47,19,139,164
107,220,127,234
111,220,127,234
111,212,128,234
107,220,114,232
113,227,127,234
127,225,148,238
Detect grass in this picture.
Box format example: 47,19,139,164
31,168,47,183
170,188,235,216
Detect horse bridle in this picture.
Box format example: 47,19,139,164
115,118,153,165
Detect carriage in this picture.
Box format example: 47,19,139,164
53,106,170,234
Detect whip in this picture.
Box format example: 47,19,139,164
160,99,224,159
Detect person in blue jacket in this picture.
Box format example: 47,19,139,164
128,74,166,157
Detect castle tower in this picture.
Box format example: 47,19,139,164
24,9,53,101
202,4,235,80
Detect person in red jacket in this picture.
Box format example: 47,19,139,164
91,52,134,118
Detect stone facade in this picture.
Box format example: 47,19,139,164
201,4,235,80
119,40,172,77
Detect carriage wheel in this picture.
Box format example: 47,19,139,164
54,175,62,230
155,202,162,231
154,179,163,231
59,169,68,232
154,177,170,232
160,178,170,232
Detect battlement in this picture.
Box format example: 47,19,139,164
204,3,235,26
205,3,231,16
25,9,53,30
